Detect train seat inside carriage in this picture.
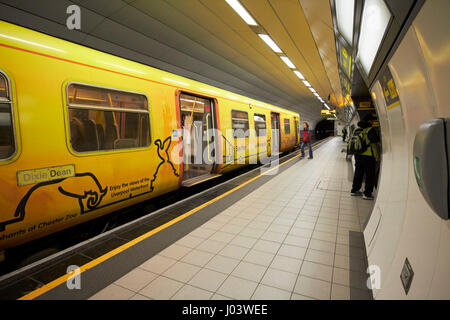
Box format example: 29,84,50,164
70,113,139,152
95,123,105,150
0,74,15,159
70,111,98,152
0,111,14,158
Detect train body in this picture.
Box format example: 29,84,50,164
0,21,300,252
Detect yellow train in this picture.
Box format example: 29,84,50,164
0,21,300,256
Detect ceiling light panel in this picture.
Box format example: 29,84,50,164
335,0,355,45
293,70,305,80
225,0,258,26
258,34,282,53
302,80,311,87
280,56,296,69
357,0,392,75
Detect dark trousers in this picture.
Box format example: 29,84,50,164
351,154,376,196
301,141,313,158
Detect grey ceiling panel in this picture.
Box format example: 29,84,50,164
0,0,71,25
71,0,129,18
89,19,172,59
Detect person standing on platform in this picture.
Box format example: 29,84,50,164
349,115,380,200
301,122,313,159
342,127,347,142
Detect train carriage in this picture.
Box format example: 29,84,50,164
0,21,300,255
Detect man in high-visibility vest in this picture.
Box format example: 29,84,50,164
342,127,347,142
350,115,380,200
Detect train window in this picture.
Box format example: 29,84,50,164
0,72,16,160
231,110,249,138
284,118,291,134
254,114,266,136
66,83,151,153
179,93,210,128
0,73,8,99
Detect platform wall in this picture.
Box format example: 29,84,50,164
364,0,450,299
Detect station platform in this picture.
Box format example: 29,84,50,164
1,137,374,300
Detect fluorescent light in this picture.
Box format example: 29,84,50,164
302,80,311,87
309,87,316,93
280,56,296,69
335,0,355,45
225,0,257,26
357,0,391,75
293,70,305,80
258,34,282,53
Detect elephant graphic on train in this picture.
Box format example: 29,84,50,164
0,172,107,232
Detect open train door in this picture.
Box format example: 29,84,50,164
179,93,221,187
294,117,300,146
271,112,281,156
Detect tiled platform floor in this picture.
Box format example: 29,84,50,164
90,138,374,300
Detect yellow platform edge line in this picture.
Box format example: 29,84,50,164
18,138,330,300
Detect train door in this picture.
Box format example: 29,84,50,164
254,113,268,162
294,118,300,146
179,93,220,186
271,112,281,155
231,110,250,164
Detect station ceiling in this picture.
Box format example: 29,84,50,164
0,0,343,123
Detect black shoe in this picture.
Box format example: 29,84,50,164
351,191,363,196
308,157,313,159
363,194,374,200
